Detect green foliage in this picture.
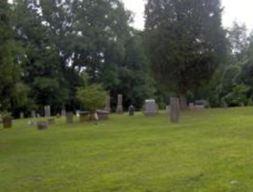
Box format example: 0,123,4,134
145,0,227,97
222,84,249,106
76,84,107,112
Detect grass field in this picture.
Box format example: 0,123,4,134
1,108,253,192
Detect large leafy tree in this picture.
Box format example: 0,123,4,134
145,0,227,108
0,0,25,112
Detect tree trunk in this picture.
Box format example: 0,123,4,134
179,94,187,110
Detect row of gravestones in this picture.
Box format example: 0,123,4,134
111,94,180,123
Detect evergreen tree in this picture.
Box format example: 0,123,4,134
145,0,227,108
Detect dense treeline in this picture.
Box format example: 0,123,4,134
1,0,253,117
1,0,154,116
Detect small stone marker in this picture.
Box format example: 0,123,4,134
76,110,80,117
61,108,66,117
166,105,170,113
44,105,51,117
66,112,74,124
96,110,109,120
128,105,135,116
37,121,48,130
144,99,158,116
116,94,123,114
20,112,24,119
170,97,180,123
105,94,111,112
189,102,195,110
31,110,36,118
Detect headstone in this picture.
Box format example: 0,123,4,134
105,95,111,112
76,110,80,117
170,97,180,123
37,121,48,130
66,112,74,124
166,105,170,113
96,110,109,120
128,105,135,116
36,113,41,118
116,94,123,114
61,108,66,117
189,102,195,110
44,105,51,117
144,99,158,116
31,110,36,118
20,112,24,119
195,100,208,109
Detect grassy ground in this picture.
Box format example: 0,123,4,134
1,108,253,192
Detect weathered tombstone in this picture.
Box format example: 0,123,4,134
144,99,158,116
36,113,41,118
66,112,74,124
44,105,51,117
104,95,111,113
20,112,24,119
195,100,208,109
170,97,180,123
61,108,66,117
166,105,170,113
37,121,48,130
116,94,123,114
31,110,36,118
96,110,109,120
128,105,135,116
189,102,195,110
76,110,80,117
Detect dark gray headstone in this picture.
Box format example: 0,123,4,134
128,105,135,116
170,97,180,123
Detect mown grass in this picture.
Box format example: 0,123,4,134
1,107,253,192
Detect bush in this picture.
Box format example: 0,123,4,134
76,84,107,112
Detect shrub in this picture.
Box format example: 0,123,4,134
76,84,107,112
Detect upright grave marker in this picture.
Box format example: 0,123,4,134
61,108,66,117
170,97,180,123
116,94,123,114
44,105,51,117
31,110,36,118
144,99,158,116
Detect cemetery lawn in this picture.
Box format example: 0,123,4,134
1,108,253,192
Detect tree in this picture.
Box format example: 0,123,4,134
228,22,249,59
145,0,227,109
0,0,24,112
115,30,155,109
76,84,107,112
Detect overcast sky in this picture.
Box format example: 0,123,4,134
122,0,253,31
